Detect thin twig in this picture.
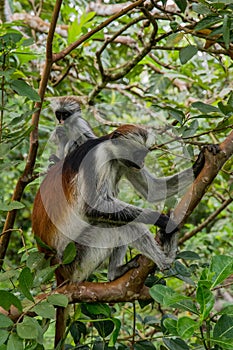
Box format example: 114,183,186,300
179,197,233,244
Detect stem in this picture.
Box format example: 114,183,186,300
0,52,6,144
200,325,208,350
206,320,211,350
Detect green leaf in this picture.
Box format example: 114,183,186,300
0,329,8,346
218,305,233,316
174,0,187,12
34,236,56,253
173,261,191,277
68,20,81,44
177,316,198,339
223,15,231,49
0,270,19,282
85,303,111,317
0,290,22,312
182,120,199,137
171,299,199,315
196,285,214,320
10,79,40,101
179,45,198,64
166,33,184,46
209,255,233,288
0,314,13,328
150,285,189,307
192,101,219,113
7,333,23,350
26,251,45,270
47,294,69,308
192,3,211,15
19,267,34,302
165,107,185,123
218,101,233,115
195,16,222,31
163,337,189,350
213,315,233,339
33,301,55,319
67,11,95,44
33,265,57,286
163,317,178,336
70,321,87,344
109,318,121,347
176,251,201,260
62,242,77,264
210,338,233,350
134,340,156,349
81,11,96,24
94,319,114,338
0,200,25,211
16,316,42,342
1,31,23,44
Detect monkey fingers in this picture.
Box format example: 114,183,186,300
193,144,220,177
203,144,220,155
56,126,67,139
155,214,178,236
110,255,141,281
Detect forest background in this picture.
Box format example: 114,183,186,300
0,0,233,349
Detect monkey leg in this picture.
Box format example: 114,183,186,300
108,246,140,281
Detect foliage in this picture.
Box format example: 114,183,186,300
0,0,232,349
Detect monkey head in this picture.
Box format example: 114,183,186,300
108,124,156,170
50,96,82,125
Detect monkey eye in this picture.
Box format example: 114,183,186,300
55,110,72,122
62,111,72,120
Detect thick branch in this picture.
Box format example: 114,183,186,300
57,256,154,303
173,130,233,226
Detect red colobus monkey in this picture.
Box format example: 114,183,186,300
33,124,182,282
43,96,218,281
33,124,180,348
33,97,219,347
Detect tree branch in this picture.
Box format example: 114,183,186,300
179,197,233,244
53,0,145,63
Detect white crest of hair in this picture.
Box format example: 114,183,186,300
49,95,86,113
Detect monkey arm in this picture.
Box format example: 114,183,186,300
125,145,220,203
125,166,194,203
84,199,178,234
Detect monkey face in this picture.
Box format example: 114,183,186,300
55,109,72,124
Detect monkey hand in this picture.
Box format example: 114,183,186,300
157,214,178,236
55,126,68,142
193,144,220,178
49,154,60,164
108,255,140,281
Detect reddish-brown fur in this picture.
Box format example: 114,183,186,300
32,161,74,251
